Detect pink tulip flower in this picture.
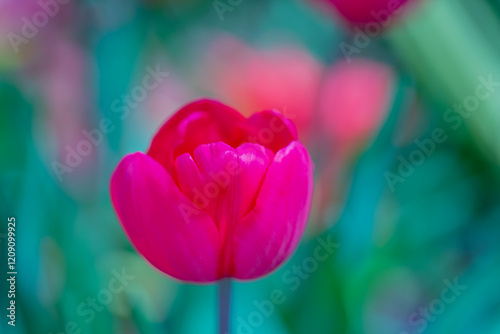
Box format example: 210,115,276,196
110,99,313,283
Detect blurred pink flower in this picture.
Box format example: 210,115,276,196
0,0,40,32
39,37,98,196
43,38,90,162
110,99,313,282
319,58,394,152
0,0,39,54
202,36,323,143
314,58,394,227
0,0,75,63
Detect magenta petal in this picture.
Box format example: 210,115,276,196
175,142,275,277
110,152,220,282
246,110,298,152
232,141,313,280
147,99,247,174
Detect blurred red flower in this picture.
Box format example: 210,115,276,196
319,0,416,28
202,36,323,143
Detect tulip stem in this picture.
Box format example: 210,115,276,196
218,278,231,334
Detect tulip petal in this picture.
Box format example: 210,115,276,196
175,142,275,276
232,141,313,280
147,99,247,175
110,152,220,282
246,110,298,152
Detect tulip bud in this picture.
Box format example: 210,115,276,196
110,99,314,282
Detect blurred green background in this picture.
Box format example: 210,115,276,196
1,0,500,333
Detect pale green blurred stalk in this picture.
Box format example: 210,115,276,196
387,0,500,165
